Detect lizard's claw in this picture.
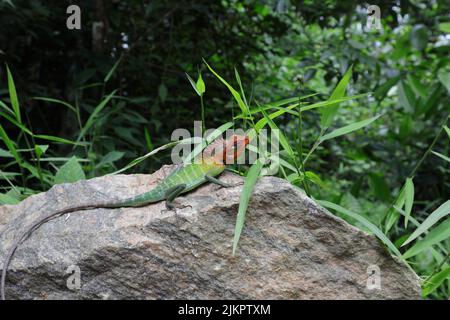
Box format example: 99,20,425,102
161,203,192,214
214,181,244,190
231,181,244,187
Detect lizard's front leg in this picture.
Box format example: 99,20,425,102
162,184,187,212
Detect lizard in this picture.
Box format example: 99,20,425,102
0,134,250,300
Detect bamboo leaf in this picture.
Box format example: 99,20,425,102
0,110,34,135
260,109,294,159
404,178,415,228
0,193,20,205
0,123,21,165
76,90,116,144
431,151,450,162
234,67,248,107
233,159,263,255
320,65,353,128
6,64,21,123
255,104,298,131
34,134,88,146
318,200,402,258
196,72,206,95
384,186,405,233
443,125,450,139
402,217,450,259
33,97,77,114
0,100,14,116
422,267,450,297
402,200,450,246
203,60,249,115
104,56,122,83
95,151,125,169
186,73,201,96
320,114,382,142
111,138,198,175
54,156,86,184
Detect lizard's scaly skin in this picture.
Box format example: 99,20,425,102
114,161,226,207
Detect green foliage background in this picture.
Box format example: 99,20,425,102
0,0,449,298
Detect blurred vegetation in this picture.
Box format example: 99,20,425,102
0,0,449,298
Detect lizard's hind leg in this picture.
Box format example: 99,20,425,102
164,184,186,210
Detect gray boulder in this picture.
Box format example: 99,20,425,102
0,166,421,299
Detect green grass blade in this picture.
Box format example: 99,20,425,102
196,72,206,95
404,178,415,228
320,65,353,129
233,159,263,255
402,200,450,246
104,56,122,83
0,100,14,116
318,200,402,258
0,111,34,135
238,94,318,118
422,267,450,297
95,151,125,169
444,125,450,138
144,128,153,151
76,90,116,144
33,97,77,113
234,67,248,107
383,183,407,233
6,64,21,123
30,157,90,162
34,134,88,146
111,138,197,175
203,60,249,115
301,93,368,112
255,104,298,131
431,151,450,162
402,217,450,259
0,123,21,165
260,109,295,158
185,73,201,96
54,156,86,184
0,148,13,158
319,114,382,142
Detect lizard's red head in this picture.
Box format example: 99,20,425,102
222,134,250,164
203,134,250,165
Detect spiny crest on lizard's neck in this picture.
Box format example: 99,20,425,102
201,135,249,165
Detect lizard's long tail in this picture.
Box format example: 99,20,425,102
0,198,157,300
0,204,105,300
1,186,167,300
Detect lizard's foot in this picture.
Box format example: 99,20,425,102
230,181,244,187
212,181,243,191
160,203,192,214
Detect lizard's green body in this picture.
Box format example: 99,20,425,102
0,134,249,300
113,161,226,208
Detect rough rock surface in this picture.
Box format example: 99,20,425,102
0,166,421,299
